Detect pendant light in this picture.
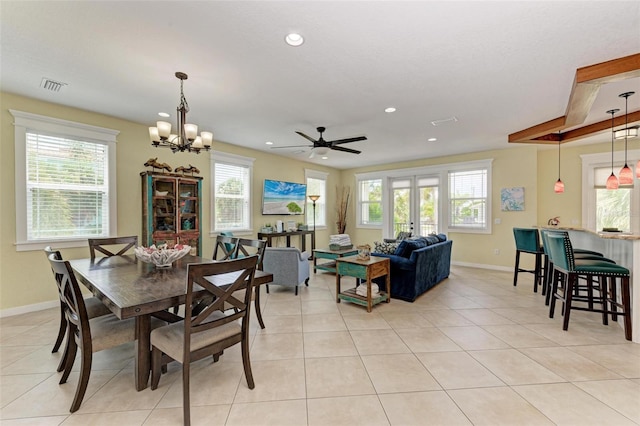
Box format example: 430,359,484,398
554,132,564,193
606,109,620,190
618,91,634,185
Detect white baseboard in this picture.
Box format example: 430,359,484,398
0,299,58,318
451,261,512,272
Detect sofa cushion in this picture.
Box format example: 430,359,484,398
373,241,399,255
424,235,439,245
394,238,429,258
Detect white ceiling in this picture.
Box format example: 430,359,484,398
2,1,639,169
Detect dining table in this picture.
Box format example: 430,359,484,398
69,254,273,391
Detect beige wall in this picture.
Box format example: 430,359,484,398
1,91,618,312
0,92,340,311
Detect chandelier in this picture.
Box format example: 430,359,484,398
148,72,212,153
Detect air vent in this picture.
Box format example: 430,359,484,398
40,78,67,92
430,116,458,126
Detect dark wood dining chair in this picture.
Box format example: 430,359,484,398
47,254,144,412
44,247,111,371
150,256,259,426
233,238,267,328
212,235,239,260
88,235,138,262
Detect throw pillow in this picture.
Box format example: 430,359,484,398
373,241,399,255
394,238,428,258
425,235,439,245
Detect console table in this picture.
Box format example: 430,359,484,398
257,230,316,253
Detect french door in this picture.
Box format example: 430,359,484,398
389,176,439,237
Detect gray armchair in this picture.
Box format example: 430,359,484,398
262,247,310,295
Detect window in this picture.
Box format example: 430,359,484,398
305,169,327,228
211,151,254,233
357,178,383,227
11,110,118,251
581,150,639,233
448,168,489,232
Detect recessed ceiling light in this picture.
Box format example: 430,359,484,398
158,112,170,118
321,156,328,160
265,141,273,145
385,107,396,113
427,137,437,142
285,33,304,47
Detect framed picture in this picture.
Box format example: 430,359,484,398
501,187,525,211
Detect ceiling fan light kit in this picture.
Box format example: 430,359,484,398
271,126,366,158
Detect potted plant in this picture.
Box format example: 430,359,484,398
261,223,273,234
297,222,308,231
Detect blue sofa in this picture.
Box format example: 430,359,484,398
371,235,452,302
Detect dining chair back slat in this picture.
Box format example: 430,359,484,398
88,236,138,260
213,235,239,261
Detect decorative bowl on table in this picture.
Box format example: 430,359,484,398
134,244,191,268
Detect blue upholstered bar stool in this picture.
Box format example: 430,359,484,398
512,228,545,292
546,231,632,340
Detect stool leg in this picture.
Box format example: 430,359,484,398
587,276,594,311
609,277,618,322
513,251,521,287
599,275,608,326
549,270,560,318
545,266,555,306
541,255,549,296
533,253,541,293
621,277,632,341
562,273,576,331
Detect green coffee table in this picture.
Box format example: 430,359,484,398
336,255,391,312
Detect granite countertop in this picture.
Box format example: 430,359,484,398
541,226,640,241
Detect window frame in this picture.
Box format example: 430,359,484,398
355,172,384,229
305,169,328,229
581,149,640,234
11,110,119,252
210,151,255,234
355,159,493,236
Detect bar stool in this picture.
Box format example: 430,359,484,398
546,231,632,340
513,228,544,292
540,230,615,306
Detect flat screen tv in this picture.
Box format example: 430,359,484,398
262,179,307,215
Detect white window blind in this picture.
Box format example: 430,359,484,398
448,168,488,229
212,152,254,232
26,132,109,239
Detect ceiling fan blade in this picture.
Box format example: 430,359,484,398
295,131,317,143
329,136,367,145
271,144,313,149
331,145,361,154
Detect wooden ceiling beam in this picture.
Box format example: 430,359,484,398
509,53,640,144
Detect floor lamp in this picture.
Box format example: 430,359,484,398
308,195,320,260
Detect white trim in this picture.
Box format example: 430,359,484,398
11,110,119,251
451,260,511,272
210,151,255,233
0,299,59,318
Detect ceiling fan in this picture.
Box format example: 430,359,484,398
272,126,367,158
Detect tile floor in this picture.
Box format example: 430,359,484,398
1,266,639,425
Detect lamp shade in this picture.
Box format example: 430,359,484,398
554,179,565,193
606,173,619,190
637,160,640,179
619,164,633,185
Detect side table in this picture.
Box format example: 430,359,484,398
313,247,359,274
336,255,390,312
